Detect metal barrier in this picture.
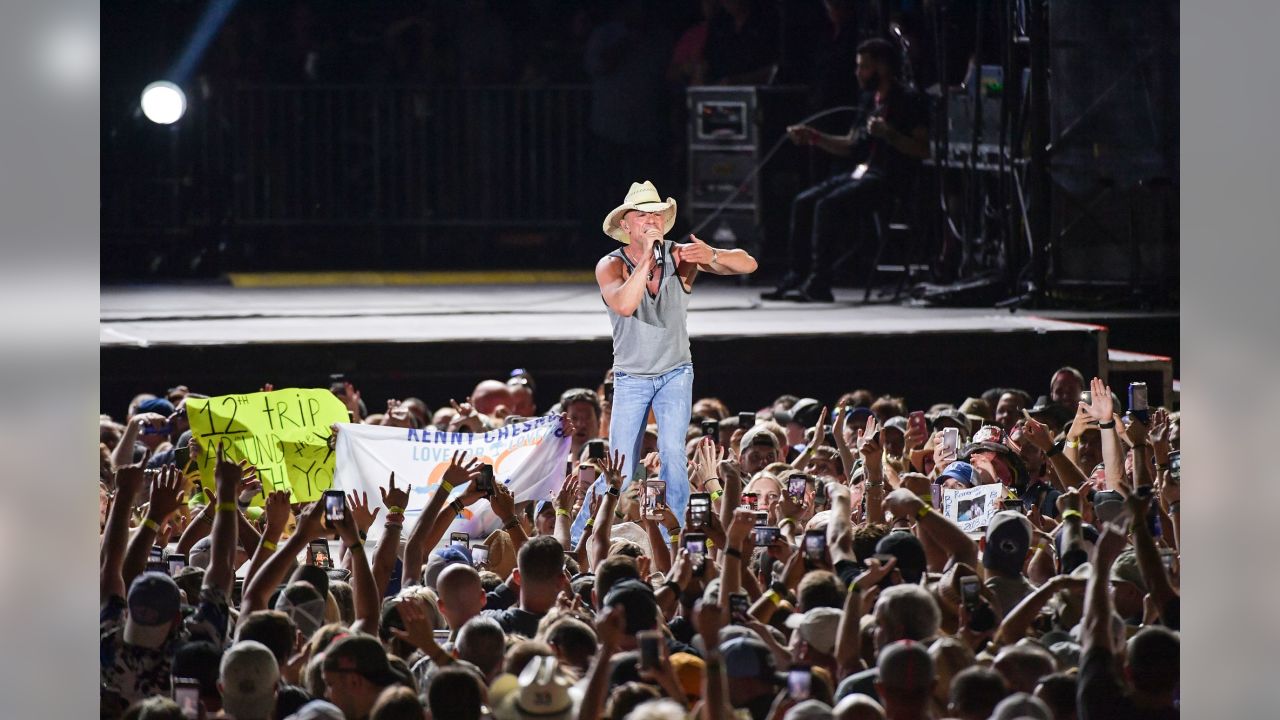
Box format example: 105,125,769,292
104,84,593,234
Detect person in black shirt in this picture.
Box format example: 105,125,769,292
764,38,930,303
481,535,568,638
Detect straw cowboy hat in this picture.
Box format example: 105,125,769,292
602,180,678,244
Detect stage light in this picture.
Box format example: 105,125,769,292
140,81,186,124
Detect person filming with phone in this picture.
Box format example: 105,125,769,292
579,180,757,541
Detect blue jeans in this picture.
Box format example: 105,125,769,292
570,362,693,544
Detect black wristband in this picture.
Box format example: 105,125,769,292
502,517,521,531
724,546,742,559
663,579,682,596
1098,420,1116,429
770,581,788,597
1046,441,1063,458
607,486,620,497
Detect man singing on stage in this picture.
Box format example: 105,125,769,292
572,180,757,539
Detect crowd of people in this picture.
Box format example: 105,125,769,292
99,365,1181,719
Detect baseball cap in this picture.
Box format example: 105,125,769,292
220,640,280,720
274,582,327,640
958,397,992,422
602,579,658,634
137,397,176,417
877,639,934,691
844,406,875,425
775,398,822,427
785,607,842,656
721,636,782,682
882,416,909,435
931,409,970,435
669,653,705,699
1110,550,1147,592
125,571,181,648
937,461,976,487
1092,491,1127,525
876,530,927,584
189,536,213,569
424,545,472,588
743,426,781,450
323,634,400,688
983,512,1033,576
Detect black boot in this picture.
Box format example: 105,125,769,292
761,271,803,301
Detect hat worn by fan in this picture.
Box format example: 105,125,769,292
602,181,678,244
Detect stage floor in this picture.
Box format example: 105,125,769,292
100,281,1175,418
101,282,1098,347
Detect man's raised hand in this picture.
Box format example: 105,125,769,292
380,472,411,512
1082,377,1113,423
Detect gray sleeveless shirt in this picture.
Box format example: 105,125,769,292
604,240,693,376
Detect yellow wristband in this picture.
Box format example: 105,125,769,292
778,518,796,529
916,504,931,519
216,502,238,513
261,540,277,551
763,589,781,606
710,490,723,502
1066,439,1081,449
585,517,595,528
705,538,715,549
1061,509,1083,521
441,481,454,493
388,506,404,514
555,508,570,517
142,518,160,532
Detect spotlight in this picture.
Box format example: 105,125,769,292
140,81,186,124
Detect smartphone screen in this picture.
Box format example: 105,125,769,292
644,480,667,520
638,630,661,669
940,427,960,459
167,554,187,576
471,544,490,567
1168,451,1180,481
729,593,750,624
738,412,756,428
588,440,606,460
450,532,469,548
787,667,812,700
803,530,826,563
741,492,759,511
308,540,333,568
753,511,769,527
756,526,780,546
578,464,597,491
323,490,345,523
688,493,711,530
477,464,495,495
684,533,707,564
172,678,201,719
702,419,720,439
787,474,807,500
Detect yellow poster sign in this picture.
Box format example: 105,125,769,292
186,388,347,502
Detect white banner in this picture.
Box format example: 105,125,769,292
941,483,1004,533
333,417,571,547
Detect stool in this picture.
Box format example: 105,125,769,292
862,198,927,303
